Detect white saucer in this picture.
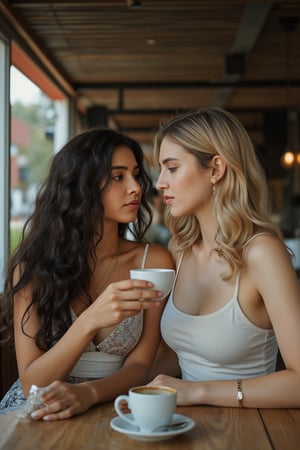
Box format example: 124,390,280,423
110,413,195,442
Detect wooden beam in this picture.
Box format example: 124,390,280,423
11,41,65,100
0,0,76,98
74,80,300,90
213,2,273,107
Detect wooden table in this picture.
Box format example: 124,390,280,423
0,402,300,450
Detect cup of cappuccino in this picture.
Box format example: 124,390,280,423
114,385,177,433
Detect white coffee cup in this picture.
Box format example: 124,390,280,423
130,268,175,301
114,385,177,433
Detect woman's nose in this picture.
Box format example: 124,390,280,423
156,173,167,190
128,178,141,194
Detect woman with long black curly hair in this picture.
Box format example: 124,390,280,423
0,128,173,419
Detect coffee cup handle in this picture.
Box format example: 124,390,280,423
114,395,136,427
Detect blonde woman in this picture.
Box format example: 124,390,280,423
149,107,300,408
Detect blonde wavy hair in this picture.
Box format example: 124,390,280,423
153,107,282,279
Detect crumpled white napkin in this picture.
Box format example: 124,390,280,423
15,384,47,419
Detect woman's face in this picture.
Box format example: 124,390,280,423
102,145,142,224
156,136,213,217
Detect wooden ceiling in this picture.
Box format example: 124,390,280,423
2,0,300,146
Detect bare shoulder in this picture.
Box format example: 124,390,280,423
242,234,299,316
244,233,292,270
121,239,174,269
145,243,175,269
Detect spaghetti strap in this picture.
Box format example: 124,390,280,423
233,273,240,298
174,252,184,281
141,243,150,268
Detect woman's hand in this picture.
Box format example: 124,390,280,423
84,279,164,330
149,374,196,405
31,381,94,421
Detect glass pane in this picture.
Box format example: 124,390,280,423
10,66,56,252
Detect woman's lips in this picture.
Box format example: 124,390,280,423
124,201,140,209
164,196,174,206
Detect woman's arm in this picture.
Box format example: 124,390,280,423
150,235,300,408
14,277,165,396
30,245,174,420
18,244,174,419
31,300,165,420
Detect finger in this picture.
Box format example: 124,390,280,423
31,406,49,420
112,303,147,316
117,298,163,313
39,383,64,404
31,397,72,420
42,408,73,421
31,400,62,419
113,279,154,290
118,288,164,302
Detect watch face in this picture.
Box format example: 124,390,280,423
237,391,243,401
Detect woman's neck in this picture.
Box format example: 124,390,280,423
94,221,121,257
196,213,219,252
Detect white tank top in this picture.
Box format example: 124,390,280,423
161,236,278,381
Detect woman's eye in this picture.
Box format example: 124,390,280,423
112,174,123,181
134,173,141,181
167,167,177,173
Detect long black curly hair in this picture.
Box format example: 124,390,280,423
0,128,153,350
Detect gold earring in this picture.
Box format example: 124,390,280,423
212,184,215,193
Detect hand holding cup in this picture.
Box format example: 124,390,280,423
130,269,175,301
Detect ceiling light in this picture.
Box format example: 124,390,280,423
146,39,156,46
279,16,299,170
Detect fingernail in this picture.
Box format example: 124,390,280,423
31,411,39,419
40,386,51,394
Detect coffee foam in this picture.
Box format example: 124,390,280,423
133,386,175,395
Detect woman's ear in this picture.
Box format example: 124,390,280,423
211,155,226,183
